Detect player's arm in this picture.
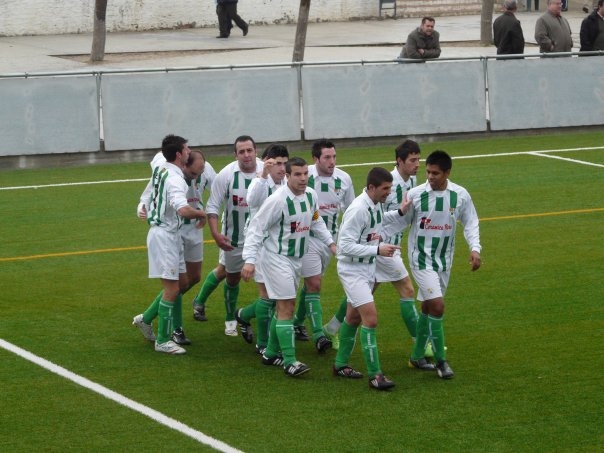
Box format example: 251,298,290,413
205,170,233,250
459,191,482,271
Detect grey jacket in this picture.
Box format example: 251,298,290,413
535,11,573,52
400,28,441,59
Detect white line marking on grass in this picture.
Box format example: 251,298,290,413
0,339,245,453
528,152,604,168
1,146,602,191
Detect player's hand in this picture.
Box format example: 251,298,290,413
469,251,481,271
378,244,400,257
195,210,207,229
329,243,337,256
261,158,276,178
214,234,234,251
137,202,147,220
399,192,412,215
241,263,255,282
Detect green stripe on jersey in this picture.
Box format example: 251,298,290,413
277,213,285,254
420,191,429,211
287,198,296,216
368,208,375,228
231,211,240,246
418,236,426,270
439,236,450,271
430,237,440,271
435,197,444,212
450,191,458,209
335,178,341,191
321,182,328,192
396,185,403,203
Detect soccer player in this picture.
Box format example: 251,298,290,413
241,157,336,377
191,135,263,336
132,135,207,354
235,144,289,352
293,139,355,352
134,149,216,345
333,167,408,390
403,150,482,379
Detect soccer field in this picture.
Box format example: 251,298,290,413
1,132,603,452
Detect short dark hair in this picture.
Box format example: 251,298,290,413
425,150,452,172
311,139,336,160
161,134,188,162
366,167,393,188
263,143,290,160
395,139,421,162
234,135,256,152
598,0,604,7
286,156,307,174
422,16,435,24
186,149,205,167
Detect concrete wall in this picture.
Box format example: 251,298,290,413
0,0,482,36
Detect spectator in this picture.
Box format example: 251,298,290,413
535,0,573,53
493,0,525,55
580,0,604,52
399,17,441,61
216,0,248,39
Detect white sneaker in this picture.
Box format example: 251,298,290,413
154,340,186,355
132,314,156,342
224,320,238,336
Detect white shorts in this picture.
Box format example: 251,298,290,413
375,250,409,282
180,223,203,263
337,260,375,308
219,246,244,274
147,227,185,280
301,236,333,278
411,268,451,301
258,252,302,300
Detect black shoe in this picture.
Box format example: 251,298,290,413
408,357,436,371
333,365,363,379
436,360,454,379
193,302,207,321
284,361,310,377
315,335,332,353
368,373,395,390
242,26,249,36
216,35,229,39
294,325,310,341
235,308,254,344
262,353,284,367
255,345,266,355
171,327,191,345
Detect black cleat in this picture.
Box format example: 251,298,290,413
284,361,311,377
294,325,310,341
333,365,363,379
171,327,191,345
408,357,436,371
436,360,454,379
315,335,332,353
368,373,395,390
193,302,207,321
235,308,254,344
262,353,284,367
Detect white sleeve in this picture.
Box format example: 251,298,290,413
246,177,268,213
338,205,379,258
204,161,217,189
242,194,281,264
459,192,481,253
341,175,356,212
206,169,228,216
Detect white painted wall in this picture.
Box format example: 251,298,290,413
0,0,378,36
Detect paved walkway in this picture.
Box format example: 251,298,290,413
0,12,587,73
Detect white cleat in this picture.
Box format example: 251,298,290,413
132,314,156,342
224,320,238,337
154,340,186,355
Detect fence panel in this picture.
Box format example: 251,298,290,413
301,61,487,140
487,57,604,130
0,75,99,156
101,67,301,151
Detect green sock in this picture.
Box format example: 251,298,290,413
264,316,280,358
239,299,257,322
400,298,418,338
254,298,273,349
411,313,430,360
294,286,307,326
173,293,183,330
157,299,174,344
276,319,296,367
142,290,162,324
305,292,324,341
223,282,239,321
334,320,358,369
335,295,348,323
427,315,446,362
360,325,382,379
325,296,348,335
193,270,221,306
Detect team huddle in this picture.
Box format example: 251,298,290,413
132,135,482,391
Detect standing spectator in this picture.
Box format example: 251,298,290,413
216,0,248,39
493,0,525,55
526,0,540,12
132,135,207,354
191,135,262,337
333,167,410,391
399,17,441,61
241,157,336,377
580,0,604,52
403,150,482,379
535,0,573,53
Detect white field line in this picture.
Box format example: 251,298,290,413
0,339,245,453
1,146,602,191
528,151,604,168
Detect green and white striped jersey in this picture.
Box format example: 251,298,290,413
146,162,190,234
307,165,355,239
206,160,263,248
243,186,334,264
405,180,481,272
382,168,416,245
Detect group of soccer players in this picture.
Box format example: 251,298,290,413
133,134,482,390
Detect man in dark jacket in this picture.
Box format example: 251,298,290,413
493,0,525,55
399,17,441,61
580,0,604,51
216,0,248,39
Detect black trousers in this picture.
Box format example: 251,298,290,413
217,3,247,37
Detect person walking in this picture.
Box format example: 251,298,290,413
216,0,248,38
493,0,525,55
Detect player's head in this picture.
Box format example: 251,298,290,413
395,139,421,177
264,144,289,183
233,135,257,173
425,150,452,191
264,143,289,160
366,167,393,203
183,150,205,181
503,0,517,11
162,134,190,165
311,139,337,176
286,157,309,195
